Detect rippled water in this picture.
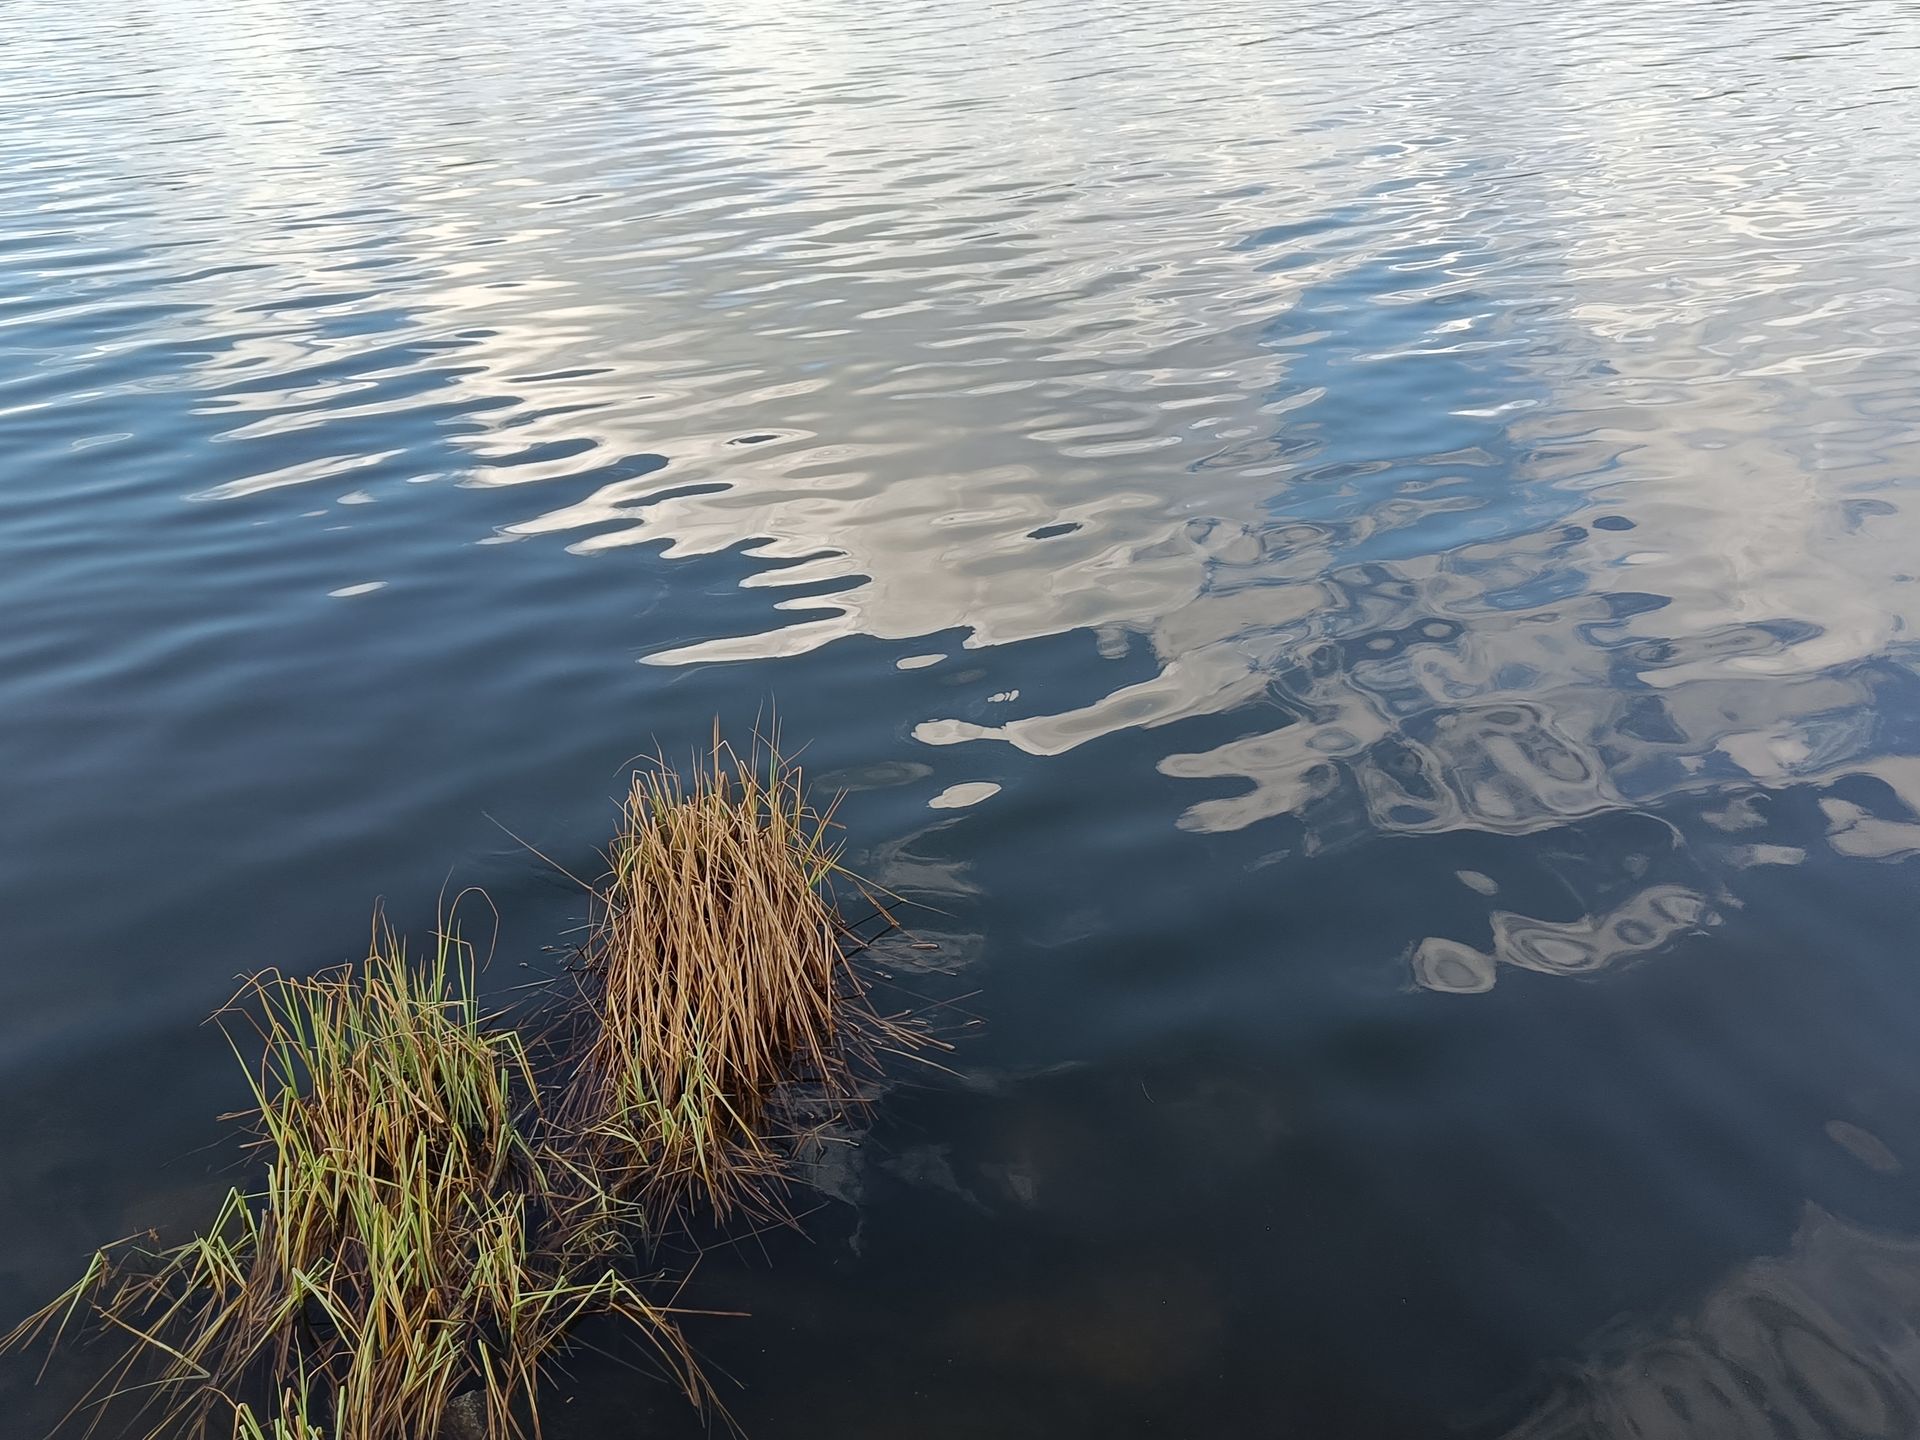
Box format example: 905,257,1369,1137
6,0,1920,1434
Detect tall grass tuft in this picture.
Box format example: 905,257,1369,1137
555,737,918,1230
5,925,705,1440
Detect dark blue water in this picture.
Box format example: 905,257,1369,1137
5,0,1920,1434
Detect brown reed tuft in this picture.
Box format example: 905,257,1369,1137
554,736,920,1231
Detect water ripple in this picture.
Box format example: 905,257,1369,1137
6,0,1920,1433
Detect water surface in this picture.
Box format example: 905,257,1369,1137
5,0,1920,1435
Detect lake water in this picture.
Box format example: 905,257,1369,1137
5,0,1920,1434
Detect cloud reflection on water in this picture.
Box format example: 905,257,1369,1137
1506,1205,1920,1440
39,0,1919,896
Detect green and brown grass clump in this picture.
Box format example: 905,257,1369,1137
7,927,706,1440
5,737,924,1440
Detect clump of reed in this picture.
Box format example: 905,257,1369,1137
6,925,706,1440
6,736,925,1440
556,739,916,1229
